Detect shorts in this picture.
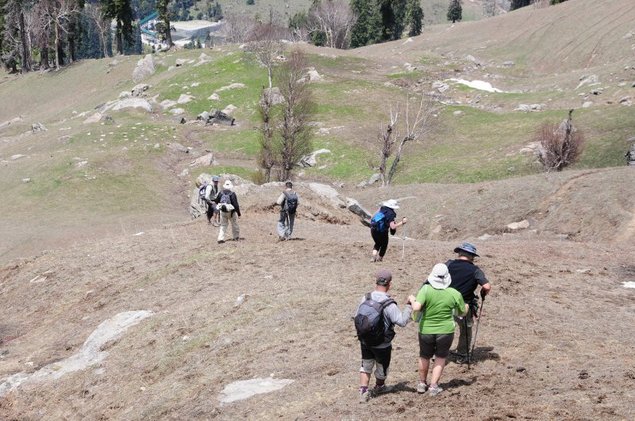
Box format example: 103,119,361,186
418,333,454,359
359,343,392,380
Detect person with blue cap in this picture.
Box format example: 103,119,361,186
446,242,491,363
204,175,221,226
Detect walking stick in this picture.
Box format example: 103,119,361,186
463,316,470,370
401,223,406,260
470,296,485,364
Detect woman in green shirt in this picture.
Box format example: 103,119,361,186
408,263,467,396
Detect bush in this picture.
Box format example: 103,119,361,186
534,111,585,171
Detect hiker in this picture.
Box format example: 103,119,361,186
275,181,299,241
355,269,413,402
204,175,220,226
370,199,407,262
446,242,491,363
408,263,467,396
214,180,241,243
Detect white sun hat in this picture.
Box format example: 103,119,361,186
382,199,399,210
427,263,452,290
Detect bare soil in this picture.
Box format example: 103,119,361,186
1,170,634,420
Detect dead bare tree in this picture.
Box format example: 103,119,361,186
42,0,80,70
246,23,285,89
308,0,356,49
377,96,437,186
258,87,277,183
275,49,314,181
221,13,258,44
535,109,585,172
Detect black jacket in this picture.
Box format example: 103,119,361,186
214,189,241,217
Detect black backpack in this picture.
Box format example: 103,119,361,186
198,184,207,200
284,191,298,214
354,293,395,346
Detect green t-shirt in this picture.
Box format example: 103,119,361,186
415,285,466,334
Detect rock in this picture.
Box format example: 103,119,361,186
515,104,532,112
619,96,632,106
299,149,331,167
582,101,593,108
208,110,235,126
167,142,189,153
520,142,540,155
160,99,177,109
306,69,322,82
191,82,200,87
31,122,47,132
22,178,31,183
261,87,284,105
154,143,160,149
346,197,372,220
222,104,237,115
179,169,189,177
179,117,186,124
216,83,246,92
208,93,220,101
507,220,530,231
177,94,194,104
632,82,635,88
502,60,515,67
432,81,449,93
218,377,294,404
132,54,155,82
175,58,187,67
110,98,153,113
453,110,463,116
83,113,103,124
190,153,215,168
576,74,598,90
11,154,26,160
131,83,150,97
119,91,131,99
404,62,417,72
530,104,545,111
197,111,211,122
308,182,346,207
170,108,185,115
368,173,381,185
0,116,23,130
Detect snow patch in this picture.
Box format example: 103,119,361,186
449,79,505,93
623,281,635,289
0,311,152,397
219,377,294,403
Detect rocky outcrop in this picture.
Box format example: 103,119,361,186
132,54,155,82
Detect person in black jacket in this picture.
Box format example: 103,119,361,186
447,242,491,362
370,199,407,262
214,180,241,243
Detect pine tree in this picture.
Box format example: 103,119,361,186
379,0,407,41
510,0,531,10
156,0,173,47
350,0,381,48
447,0,462,23
405,0,422,37
102,0,134,55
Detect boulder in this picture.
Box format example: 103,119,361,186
217,83,246,92
170,108,185,115
175,58,187,67
167,142,189,153
306,69,322,82
368,173,381,185
132,54,155,82
208,93,220,101
346,197,372,220
308,182,346,207
189,186,206,219
582,101,593,108
507,220,530,231
119,91,131,99
131,83,151,97
222,104,237,115
299,149,331,167
11,154,26,160
209,110,235,126
111,98,153,113
83,113,103,124
515,104,532,112
190,153,215,168
576,74,598,90
502,61,515,67
619,96,632,106
177,94,194,104
31,122,47,132
261,87,284,105
432,81,449,93
197,111,210,122
160,99,177,109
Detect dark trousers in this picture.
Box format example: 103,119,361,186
371,229,389,257
205,201,215,222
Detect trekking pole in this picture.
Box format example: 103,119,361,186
401,223,406,260
463,316,470,370
470,296,485,363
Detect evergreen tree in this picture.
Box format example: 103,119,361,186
379,0,406,41
510,0,531,10
405,0,422,37
102,0,134,55
157,0,173,47
550,0,568,4
350,0,381,48
447,0,462,23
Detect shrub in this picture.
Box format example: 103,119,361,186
534,111,585,171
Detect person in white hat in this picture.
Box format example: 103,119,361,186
369,199,407,262
213,180,241,243
408,263,467,396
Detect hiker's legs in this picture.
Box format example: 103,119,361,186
287,213,295,238
418,357,430,385
205,202,214,223
218,211,229,241
455,308,473,355
359,343,375,388
371,230,389,259
277,211,288,239
372,346,391,384
418,333,435,384
430,357,446,386
230,212,240,240
430,333,453,385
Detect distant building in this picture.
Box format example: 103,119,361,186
171,20,224,47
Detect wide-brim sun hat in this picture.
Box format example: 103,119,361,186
454,242,479,257
223,180,233,189
427,263,452,290
382,199,399,210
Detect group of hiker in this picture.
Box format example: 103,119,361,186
198,177,299,243
355,241,491,402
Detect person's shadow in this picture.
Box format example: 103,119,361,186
449,346,500,365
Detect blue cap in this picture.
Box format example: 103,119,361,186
454,242,479,257
212,175,219,181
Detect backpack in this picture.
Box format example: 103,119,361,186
219,191,232,204
198,184,207,200
370,210,387,233
354,293,395,346
284,191,298,214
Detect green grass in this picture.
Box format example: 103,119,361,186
301,137,374,180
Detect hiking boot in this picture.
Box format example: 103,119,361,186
217,240,225,244
372,384,393,396
359,388,370,403
416,382,428,394
428,384,443,396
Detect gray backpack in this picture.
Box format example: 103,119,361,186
354,294,395,346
